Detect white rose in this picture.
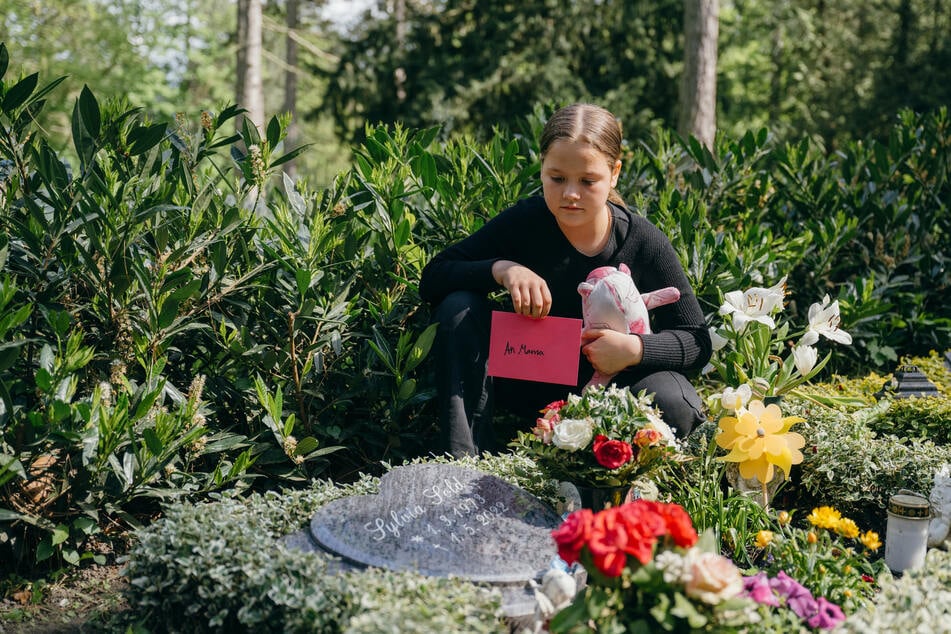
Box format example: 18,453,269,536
552,418,595,452
684,552,744,605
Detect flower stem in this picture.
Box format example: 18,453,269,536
761,481,769,510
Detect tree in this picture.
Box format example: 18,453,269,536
678,0,719,148
236,0,265,134
284,0,301,178
324,0,684,143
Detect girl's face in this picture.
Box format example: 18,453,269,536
541,139,621,232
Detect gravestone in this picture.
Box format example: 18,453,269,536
282,463,570,622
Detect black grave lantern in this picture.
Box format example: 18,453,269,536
874,364,940,399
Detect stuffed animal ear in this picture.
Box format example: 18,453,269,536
577,281,594,297
642,287,681,310
619,263,632,276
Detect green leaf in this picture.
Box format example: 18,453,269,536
77,85,101,138
266,115,281,148
51,524,70,546
0,508,26,522
295,436,319,456
271,144,311,168
502,138,519,172
405,323,438,373
2,72,38,113
62,549,80,565
128,122,168,156
35,367,53,392
143,428,163,456
396,378,416,402
35,538,53,562
295,269,312,297
394,217,411,248
418,152,437,189
0,43,8,80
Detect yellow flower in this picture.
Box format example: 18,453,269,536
807,531,818,544
716,400,806,484
860,530,882,551
807,506,842,530
835,517,860,539
844,590,853,598
777,511,791,526
755,530,774,548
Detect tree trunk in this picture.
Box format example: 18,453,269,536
678,0,719,149
236,0,265,135
284,0,300,178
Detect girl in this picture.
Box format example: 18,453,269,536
419,103,710,456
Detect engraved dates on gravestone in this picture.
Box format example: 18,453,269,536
306,464,563,583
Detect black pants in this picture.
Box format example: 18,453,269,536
432,290,706,457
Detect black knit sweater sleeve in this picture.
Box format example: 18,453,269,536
621,216,711,374
418,198,555,305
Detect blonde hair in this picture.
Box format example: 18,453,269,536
539,103,625,206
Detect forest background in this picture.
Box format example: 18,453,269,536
0,0,949,585
5,0,950,178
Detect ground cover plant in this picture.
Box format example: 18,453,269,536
2,43,951,632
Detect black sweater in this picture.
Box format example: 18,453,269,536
419,196,711,374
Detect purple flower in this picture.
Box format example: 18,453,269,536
743,572,780,607
787,593,819,621
770,571,819,620
769,570,811,601
807,597,846,630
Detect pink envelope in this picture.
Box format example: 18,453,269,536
486,311,582,385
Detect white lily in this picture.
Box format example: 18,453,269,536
720,384,753,413
800,295,852,346
792,344,818,376
718,277,787,333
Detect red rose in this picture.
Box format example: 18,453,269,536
593,436,633,469
551,509,593,565
587,508,636,576
619,500,668,539
656,502,698,548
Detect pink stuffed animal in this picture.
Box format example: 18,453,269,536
577,263,681,387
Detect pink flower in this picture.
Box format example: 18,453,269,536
532,416,556,444
807,597,846,630
592,435,634,469
684,552,745,605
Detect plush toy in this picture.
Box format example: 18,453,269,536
577,263,681,387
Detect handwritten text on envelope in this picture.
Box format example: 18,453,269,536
486,311,582,385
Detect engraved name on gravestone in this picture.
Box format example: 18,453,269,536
304,464,563,583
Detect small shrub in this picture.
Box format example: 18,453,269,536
840,548,951,633
122,455,547,633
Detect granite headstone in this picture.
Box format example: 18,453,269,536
282,463,571,621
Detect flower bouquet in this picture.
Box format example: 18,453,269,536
707,276,853,404
510,385,679,494
548,500,756,633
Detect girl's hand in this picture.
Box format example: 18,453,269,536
492,260,553,318
581,328,643,374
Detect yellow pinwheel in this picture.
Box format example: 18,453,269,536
716,400,805,484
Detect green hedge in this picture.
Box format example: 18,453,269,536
2,42,949,572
